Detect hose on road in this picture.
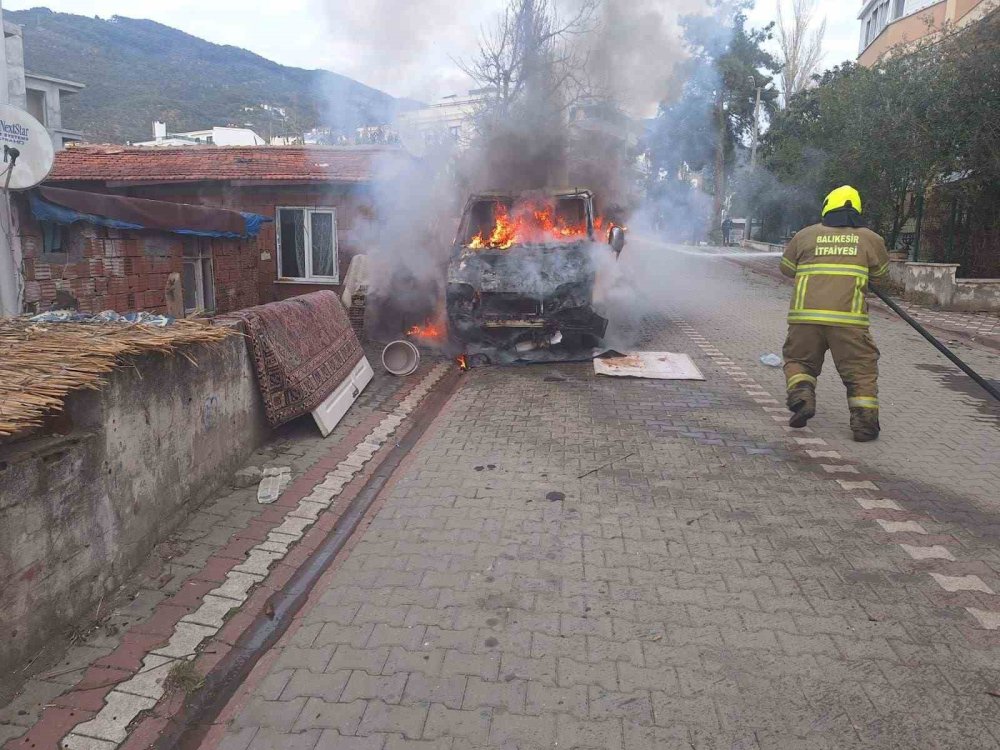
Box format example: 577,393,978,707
872,287,1000,403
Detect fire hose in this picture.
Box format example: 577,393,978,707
871,287,1000,403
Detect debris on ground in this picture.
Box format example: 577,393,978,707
594,351,704,380
760,353,783,367
257,466,291,504
233,466,263,489
165,661,204,694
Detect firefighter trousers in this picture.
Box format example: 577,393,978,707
782,324,880,410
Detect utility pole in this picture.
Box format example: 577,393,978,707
749,82,763,168
0,0,19,317
746,78,763,241
712,87,725,235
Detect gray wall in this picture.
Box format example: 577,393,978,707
0,333,269,672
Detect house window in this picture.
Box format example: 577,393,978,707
42,221,63,254
276,207,338,283
26,89,46,126
182,238,215,314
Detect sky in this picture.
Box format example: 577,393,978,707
3,0,862,103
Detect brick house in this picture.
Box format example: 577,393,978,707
20,145,400,315
19,188,267,316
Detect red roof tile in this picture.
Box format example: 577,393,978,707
48,145,401,184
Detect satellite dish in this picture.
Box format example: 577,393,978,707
0,104,55,190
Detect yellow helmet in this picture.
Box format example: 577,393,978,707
822,185,862,216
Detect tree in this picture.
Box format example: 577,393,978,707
645,0,780,238
458,0,600,189
459,0,597,121
776,0,826,106
748,11,1000,258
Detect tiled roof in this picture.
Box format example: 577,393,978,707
47,145,401,184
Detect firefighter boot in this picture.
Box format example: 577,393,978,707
787,383,816,429
850,407,880,442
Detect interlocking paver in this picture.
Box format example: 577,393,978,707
212,239,1000,749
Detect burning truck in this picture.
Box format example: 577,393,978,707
446,189,625,359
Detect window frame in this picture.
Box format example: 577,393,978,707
182,238,215,315
275,206,340,284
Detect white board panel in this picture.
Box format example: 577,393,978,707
594,352,705,381
311,356,374,437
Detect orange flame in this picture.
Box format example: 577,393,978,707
407,321,445,340
468,200,603,251
457,354,469,371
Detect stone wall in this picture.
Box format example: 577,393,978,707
0,332,269,672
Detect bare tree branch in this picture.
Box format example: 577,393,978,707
777,0,827,105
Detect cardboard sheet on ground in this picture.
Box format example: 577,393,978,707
594,351,705,380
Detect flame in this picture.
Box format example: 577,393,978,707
407,321,445,341
467,199,603,251
457,354,469,371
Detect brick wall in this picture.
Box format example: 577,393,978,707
18,199,260,316
79,182,375,306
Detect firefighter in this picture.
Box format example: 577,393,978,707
780,186,890,442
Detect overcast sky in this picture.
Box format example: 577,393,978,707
3,0,862,103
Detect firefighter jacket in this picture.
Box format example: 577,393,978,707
780,224,891,327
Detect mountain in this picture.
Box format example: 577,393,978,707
6,7,414,144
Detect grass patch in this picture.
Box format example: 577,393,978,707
165,660,204,694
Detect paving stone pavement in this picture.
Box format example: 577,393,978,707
0,344,433,748
209,239,1000,749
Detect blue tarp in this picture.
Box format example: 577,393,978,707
29,192,272,239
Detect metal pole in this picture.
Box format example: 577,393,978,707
872,286,1000,403
0,0,19,318
746,83,762,242
911,188,925,262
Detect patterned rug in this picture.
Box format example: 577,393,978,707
217,291,363,427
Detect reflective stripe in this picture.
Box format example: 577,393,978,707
852,276,865,314
796,267,869,280
787,373,817,390
797,262,869,274
872,263,889,277
788,309,870,326
794,275,807,309
848,396,879,409
781,257,797,272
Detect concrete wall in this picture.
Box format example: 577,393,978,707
952,279,1000,312
4,21,26,109
902,262,960,306
888,261,1000,311
888,259,909,288
0,332,269,673
860,1,946,65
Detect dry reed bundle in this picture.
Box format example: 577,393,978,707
0,319,234,437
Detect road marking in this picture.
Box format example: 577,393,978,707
856,497,901,510
875,519,926,534
966,609,1000,630
929,573,994,594
901,544,955,561
675,320,1000,635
